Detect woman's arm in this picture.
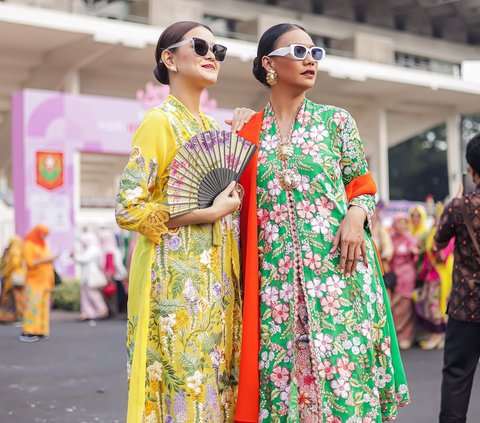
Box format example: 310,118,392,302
24,242,56,269
331,111,376,277
115,109,175,244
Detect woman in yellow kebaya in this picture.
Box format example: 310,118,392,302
116,21,252,423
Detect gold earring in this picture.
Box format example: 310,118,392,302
266,69,278,86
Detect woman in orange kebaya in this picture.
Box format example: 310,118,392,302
19,225,57,342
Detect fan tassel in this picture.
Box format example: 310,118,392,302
213,220,222,246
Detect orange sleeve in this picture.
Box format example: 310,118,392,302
345,172,377,203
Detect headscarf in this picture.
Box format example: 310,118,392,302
98,230,119,254
6,236,23,261
409,205,427,238
392,212,409,234
79,231,101,250
24,225,49,248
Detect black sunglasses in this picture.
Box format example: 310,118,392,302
166,37,227,62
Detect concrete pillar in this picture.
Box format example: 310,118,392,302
149,0,203,27
64,70,80,95
446,115,462,198
377,108,390,200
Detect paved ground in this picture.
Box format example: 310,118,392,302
1,311,479,423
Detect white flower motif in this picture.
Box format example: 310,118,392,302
333,110,349,130
279,282,294,301
159,313,176,335
311,215,331,235
374,367,392,389
360,319,372,339
262,134,279,151
326,275,346,297
145,411,158,423
310,124,329,141
314,332,333,357
306,278,324,298
261,286,279,306
291,127,308,144
331,378,351,399
187,371,204,396
267,179,282,196
125,186,143,201
296,175,311,193
147,361,163,382
200,250,211,268
264,222,280,243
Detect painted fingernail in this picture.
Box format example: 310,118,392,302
346,273,350,278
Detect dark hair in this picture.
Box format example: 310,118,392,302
153,21,212,85
466,133,480,175
252,23,307,87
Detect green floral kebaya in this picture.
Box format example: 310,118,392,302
256,99,410,422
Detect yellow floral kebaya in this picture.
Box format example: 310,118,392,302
116,95,242,423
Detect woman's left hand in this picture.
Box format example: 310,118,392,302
330,206,368,277
225,108,256,133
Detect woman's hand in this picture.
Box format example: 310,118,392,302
330,206,368,277
33,254,59,267
166,182,241,229
211,181,241,221
225,108,256,133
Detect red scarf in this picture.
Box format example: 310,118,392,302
235,112,377,422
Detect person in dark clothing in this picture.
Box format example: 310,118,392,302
435,132,480,423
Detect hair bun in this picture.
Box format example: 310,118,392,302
252,56,268,87
153,62,169,85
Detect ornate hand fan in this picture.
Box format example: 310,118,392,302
167,130,257,217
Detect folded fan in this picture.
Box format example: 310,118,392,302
167,130,257,217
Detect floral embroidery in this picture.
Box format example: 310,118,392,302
257,100,410,422
117,95,241,423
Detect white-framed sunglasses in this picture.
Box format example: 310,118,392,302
163,37,227,62
268,44,326,62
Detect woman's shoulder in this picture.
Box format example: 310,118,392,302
136,106,175,139
142,106,170,125
305,100,353,125
305,99,350,114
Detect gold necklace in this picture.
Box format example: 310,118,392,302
269,99,305,191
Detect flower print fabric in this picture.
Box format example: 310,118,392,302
116,95,242,423
256,99,410,422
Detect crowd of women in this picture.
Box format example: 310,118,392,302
114,20,411,423
0,225,132,341
373,204,453,352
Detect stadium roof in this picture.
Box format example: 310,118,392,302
252,0,480,45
